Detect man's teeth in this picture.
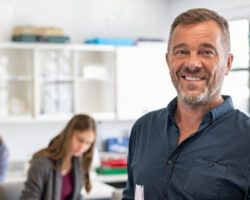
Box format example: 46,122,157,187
185,76,202,81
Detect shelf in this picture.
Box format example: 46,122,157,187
77,77,110,83
89,112,116,121
0,42,116,51
40,77,74,82
0,76,32,81
0,116,34,123
95,174,127,183
35,114,74,122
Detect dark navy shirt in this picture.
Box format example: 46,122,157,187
122,96,250,200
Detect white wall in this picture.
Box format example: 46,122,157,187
0,120,134,162
167,0,250,21
0,122,64,162
164,0,250,42
0,0,169,42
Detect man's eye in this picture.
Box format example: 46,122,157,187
200,50,215,57
174,50,188,55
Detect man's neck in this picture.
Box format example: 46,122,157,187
175,96,224,144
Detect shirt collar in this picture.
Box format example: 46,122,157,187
209,95,235,121
166,95,235,123
167,97,177,119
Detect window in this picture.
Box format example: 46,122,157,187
222,19,250,115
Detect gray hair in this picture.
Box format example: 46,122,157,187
168,8,230,52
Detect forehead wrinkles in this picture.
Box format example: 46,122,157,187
169,22,224,51
173,43,217,53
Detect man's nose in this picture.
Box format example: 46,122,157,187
184,53,202,69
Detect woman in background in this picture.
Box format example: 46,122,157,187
0,136,8,182
20,114,96,200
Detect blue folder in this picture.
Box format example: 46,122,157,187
85,37,135,46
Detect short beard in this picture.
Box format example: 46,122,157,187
178,88,209,106
177,82,221,106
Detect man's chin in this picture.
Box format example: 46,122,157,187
180,93,208,106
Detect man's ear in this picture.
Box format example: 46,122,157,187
225,53,234,75
165,52,170,68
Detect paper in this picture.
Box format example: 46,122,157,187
135,184,144,200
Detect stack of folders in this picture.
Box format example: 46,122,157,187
95,158,127,175
12,26,70,43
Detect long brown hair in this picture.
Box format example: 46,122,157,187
32,114,96,192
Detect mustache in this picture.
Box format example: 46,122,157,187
180,66,202,74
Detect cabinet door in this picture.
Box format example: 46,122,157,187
116,45,176,120
0,47,34,119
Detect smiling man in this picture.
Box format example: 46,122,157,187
122,8,250,200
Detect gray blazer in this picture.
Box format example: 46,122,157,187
20,156,83,200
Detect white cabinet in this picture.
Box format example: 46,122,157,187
116,45,176,120
0,45,34,120
0,42,176,122
0,43,116,121
74,46,116,120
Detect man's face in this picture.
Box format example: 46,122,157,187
166,20,233,106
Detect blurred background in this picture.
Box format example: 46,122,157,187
0,0,249,199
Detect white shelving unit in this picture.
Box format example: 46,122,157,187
0,42,116,122
0,42,175,122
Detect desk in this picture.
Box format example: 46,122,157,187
5,170,121,199
82,181,116,200
95,174,127,189
6,176,116,200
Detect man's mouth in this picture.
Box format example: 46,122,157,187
182,75,205,81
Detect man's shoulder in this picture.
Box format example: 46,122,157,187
230,109,250,121
236,109,249,117
224,109,250,138
233,109,250,126
134,107,168,127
